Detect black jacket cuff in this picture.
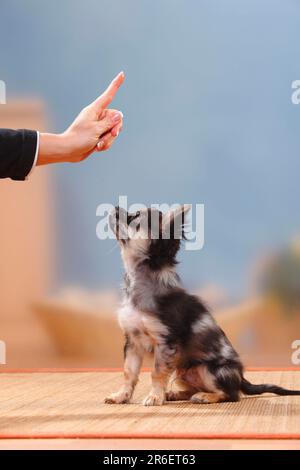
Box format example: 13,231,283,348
12,129,37,181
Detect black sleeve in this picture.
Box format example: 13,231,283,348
0,128,37,181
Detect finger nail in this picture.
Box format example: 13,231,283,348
98,140,105,149
115,71,124,80
112,112,121,123
120,111,124,118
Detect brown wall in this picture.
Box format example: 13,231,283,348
0,100,55,367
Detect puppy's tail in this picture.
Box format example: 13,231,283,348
241,378,300,396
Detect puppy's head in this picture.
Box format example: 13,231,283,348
109,205,191,272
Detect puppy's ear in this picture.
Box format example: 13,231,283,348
162,204,191,239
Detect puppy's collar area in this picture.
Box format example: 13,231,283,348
124,265,181,294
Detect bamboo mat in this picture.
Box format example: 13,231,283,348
0,370,300,439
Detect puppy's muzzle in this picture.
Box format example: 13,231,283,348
109,206,128,241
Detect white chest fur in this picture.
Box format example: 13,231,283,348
118,301,144,332
117,300,168,352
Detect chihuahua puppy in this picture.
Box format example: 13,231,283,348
105,205,300,406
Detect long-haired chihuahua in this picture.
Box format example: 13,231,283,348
105,205,300,406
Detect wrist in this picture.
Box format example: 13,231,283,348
37,132,70,166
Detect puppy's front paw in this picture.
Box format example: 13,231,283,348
143,393,165,406
104,391,130,404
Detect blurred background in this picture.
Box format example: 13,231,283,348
0,0,300,368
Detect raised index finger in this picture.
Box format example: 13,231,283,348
92,71,125,113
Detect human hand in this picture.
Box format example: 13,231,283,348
37,72,125,165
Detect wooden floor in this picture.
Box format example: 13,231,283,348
0,438,300,450
0,370,300,449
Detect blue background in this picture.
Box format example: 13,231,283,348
1,0,300,300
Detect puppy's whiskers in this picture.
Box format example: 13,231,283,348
103,241,119,256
